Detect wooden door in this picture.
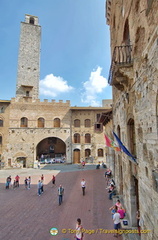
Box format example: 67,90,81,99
73,149,80,163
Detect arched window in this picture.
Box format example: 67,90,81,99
54,118,60,128
38,118,45,128
20,117,28,127
85,149,91,157
74,133,80,143
85,133,91,143
123,19,130,45
0,118,3,127
127,118,136,156
85,119,91,127
98,148,103,157
29,17,34,24
0,135,2,144
74,119,80,127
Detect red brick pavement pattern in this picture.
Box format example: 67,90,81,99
0,169,122,240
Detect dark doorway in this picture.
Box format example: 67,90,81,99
16,157,26,168
36,137,66,159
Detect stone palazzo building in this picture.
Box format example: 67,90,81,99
0,14,112,168
105,0,158,240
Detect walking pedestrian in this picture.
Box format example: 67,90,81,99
38,162,40,169
75,218,83,240
81,179,86,196
37,180,42,196
113,205,121,237
41,180,44,193
15,175,20,187
52,175,56,186
28,176,31,189
10,178,14,188
13,180,16,189
58,185,64,205
6,176,11,189
81,160,85,169
41,174,44,182
24,177,28,189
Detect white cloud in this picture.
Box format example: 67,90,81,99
39,74,74,97
81,66,108,106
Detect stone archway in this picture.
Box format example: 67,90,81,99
36,137,66,160
14,152,27,168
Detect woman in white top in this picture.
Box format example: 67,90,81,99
75,218,83,240
81,179,86,196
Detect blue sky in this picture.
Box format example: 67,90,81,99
0,0,112,107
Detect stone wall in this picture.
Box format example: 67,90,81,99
1,99,111,167
16,15,41,100
106,0,158,239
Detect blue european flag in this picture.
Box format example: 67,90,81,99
113,131,137,163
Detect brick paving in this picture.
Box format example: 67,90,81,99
0,167,122,240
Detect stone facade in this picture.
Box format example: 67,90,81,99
71,107,111,164
106,0,158,240
0,98,112,168
0,14,112,168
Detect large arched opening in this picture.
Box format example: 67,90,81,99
36,137,66,161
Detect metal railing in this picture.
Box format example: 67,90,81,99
108,45,133,85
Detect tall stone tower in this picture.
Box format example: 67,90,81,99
16,14,41,100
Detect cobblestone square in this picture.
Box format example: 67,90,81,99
0,167,122,240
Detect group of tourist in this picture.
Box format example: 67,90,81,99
104,169,126,237
37,177,44,196
109,199,126,237
105,169,117,200
24,176,31,189
96,161,107,169
105,168,143,238
57,178,86,206
5,175,20,189
5,166,129,240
